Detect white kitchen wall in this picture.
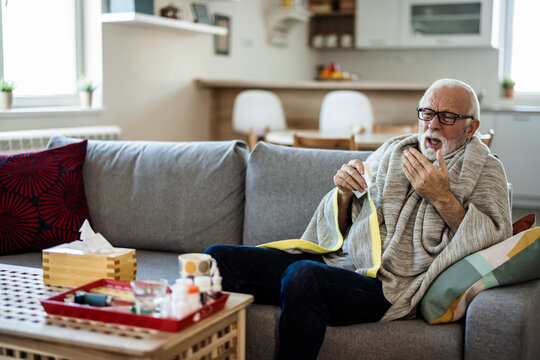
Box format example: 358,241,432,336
0,1,522,139
318,48,502,109
0,0,316,141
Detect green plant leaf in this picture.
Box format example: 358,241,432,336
77,75,96,92
502,77,516,88
0,78,15,92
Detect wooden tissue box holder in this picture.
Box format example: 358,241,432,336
42,246,137,287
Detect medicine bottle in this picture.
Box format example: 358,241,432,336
186,284,201,313
194,276,212,305
211,275,222,298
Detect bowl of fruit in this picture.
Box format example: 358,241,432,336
317,62,358,81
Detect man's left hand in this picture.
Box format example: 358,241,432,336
401,148,451,205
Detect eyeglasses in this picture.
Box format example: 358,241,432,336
416,107,474,125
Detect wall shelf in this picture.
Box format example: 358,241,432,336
309,11,355,49
265,8,311,47
101,12,227,36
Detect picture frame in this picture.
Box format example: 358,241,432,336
191,3,211,25
214,14,231,56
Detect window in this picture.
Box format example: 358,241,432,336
503,0,540,95
0,0,82,107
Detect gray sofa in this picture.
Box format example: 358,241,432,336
1,136,539,360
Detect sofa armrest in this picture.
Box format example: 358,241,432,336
464,278,540,360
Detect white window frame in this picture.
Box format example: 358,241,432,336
501,0,540,99
0,0,84,108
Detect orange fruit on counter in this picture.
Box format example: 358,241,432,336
319,69,332,79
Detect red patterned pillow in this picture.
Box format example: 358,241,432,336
0,140,91,255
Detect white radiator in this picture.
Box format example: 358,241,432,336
0,125,122,155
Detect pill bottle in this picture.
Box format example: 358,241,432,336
211,275,222,298
186,284,200,313
171,281,189,318
194,276,212,305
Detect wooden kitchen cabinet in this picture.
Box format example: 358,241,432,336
308,0,356,49
309,12,355,49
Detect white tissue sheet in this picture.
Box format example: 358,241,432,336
55,220,117,254
79,220,114,252
352,163,374,199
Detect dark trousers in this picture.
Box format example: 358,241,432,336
205,245,391,360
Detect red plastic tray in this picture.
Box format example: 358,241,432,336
40,278,229,332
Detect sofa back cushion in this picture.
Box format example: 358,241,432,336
47,136,248,253
243,142,372,246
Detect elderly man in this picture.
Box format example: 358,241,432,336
205,79,511,360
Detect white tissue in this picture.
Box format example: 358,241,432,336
352,163,374,199
56,220,115,253
79,220,114,253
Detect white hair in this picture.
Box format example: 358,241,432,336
420,79,480,120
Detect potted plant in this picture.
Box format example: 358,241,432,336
0,78,15,110
502,77,516,99
77,75,97,107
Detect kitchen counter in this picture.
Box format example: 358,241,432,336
196,79,427,141
195,79,430,92
482,104,540,113
196,78,540,143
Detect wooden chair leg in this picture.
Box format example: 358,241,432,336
293,133,301,147
349,134,356,150
247,126,273,150
247,127,257,150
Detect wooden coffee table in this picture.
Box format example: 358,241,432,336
0,264,253,360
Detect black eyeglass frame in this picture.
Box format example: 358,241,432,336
416,107,474,125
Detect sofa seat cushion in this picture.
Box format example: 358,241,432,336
0,251,42,269
134,249,183,284
47,137,248,253
246,304,280,360
0,140,90,255
321,318,463,360
244,142,372,246
245,304,463,360
464,279,540,360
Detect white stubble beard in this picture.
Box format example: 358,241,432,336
418,123,470,161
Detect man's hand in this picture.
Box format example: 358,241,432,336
334,159,368,198
401,148,466,233
333,159,367,234
401,148,451,205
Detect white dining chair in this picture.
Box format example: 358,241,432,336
232,90,287,149
319,90,374,132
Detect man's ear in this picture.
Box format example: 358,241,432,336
467,119,480,139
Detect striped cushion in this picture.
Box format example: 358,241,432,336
420,226,540,325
